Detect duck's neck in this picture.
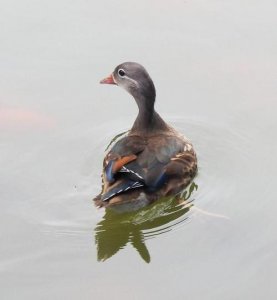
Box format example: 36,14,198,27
131,95,168,134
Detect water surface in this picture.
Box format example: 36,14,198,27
1,0,277,299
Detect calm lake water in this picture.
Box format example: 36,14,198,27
1,0,277,299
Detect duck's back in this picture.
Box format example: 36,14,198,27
94,131,197,208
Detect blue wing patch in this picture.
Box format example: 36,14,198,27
147,171,168,192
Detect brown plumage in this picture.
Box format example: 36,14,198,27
94,62,197,210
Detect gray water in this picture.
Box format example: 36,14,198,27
1,0,277,299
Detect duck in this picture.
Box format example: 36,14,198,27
94,62,197,209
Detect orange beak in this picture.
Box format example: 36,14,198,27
100,74,117,85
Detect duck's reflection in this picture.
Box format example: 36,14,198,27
94,182,198,263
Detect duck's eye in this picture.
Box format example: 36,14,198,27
118,69,125,77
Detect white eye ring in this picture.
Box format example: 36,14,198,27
118,69,126,77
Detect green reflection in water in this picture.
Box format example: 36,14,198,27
94,182,198,263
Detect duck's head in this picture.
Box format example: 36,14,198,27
100,62,156,110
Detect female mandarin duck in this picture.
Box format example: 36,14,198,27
94,62,197,209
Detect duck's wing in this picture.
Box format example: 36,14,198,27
101,179,144,201
140,136,197,190
103,135,147,183
101,136,147,201
101,135,197,202
145,145,197,193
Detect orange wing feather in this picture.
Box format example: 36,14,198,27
112,154,137,173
